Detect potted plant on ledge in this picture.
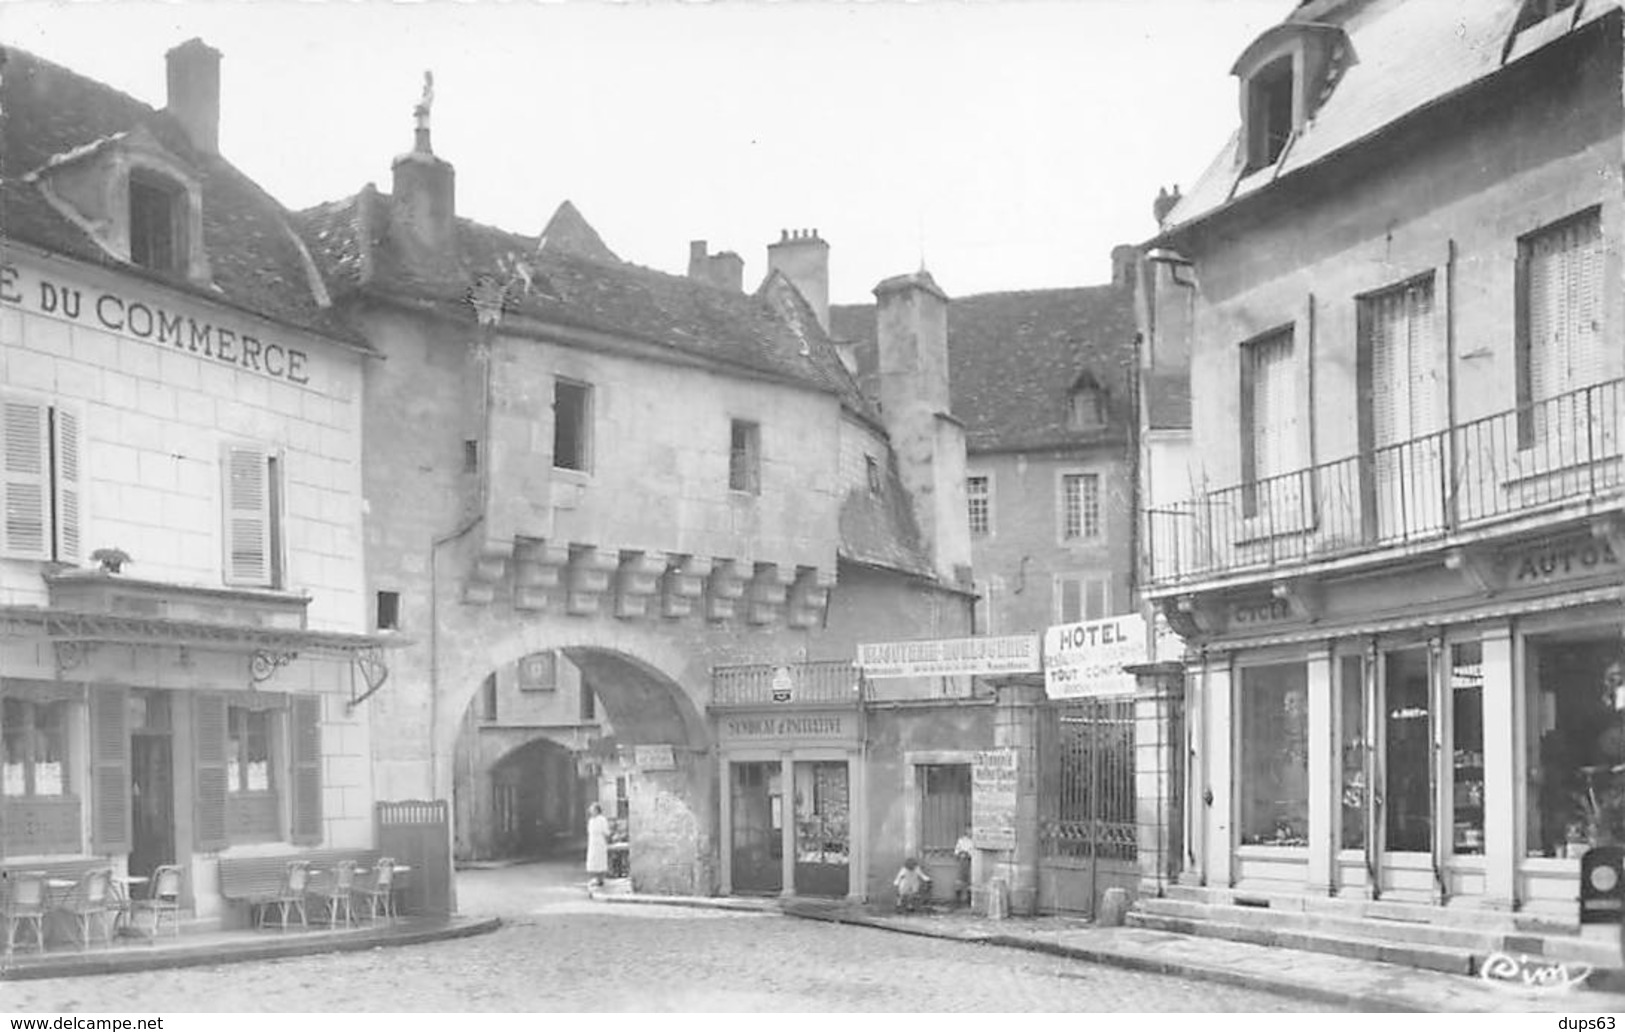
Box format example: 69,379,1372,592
90,547,131,574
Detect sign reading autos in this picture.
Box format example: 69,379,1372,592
856,635,1041,678
1043,613,1164,698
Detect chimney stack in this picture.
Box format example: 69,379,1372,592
687,240,744,293
391,71,456,255
873,270,971,584
165,39,221,156
766,228,830,334
1110,244,1139,291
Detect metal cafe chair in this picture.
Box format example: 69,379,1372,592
258,861,310,931
2,872,49,954
54,868,115,950
353,857,396,924
129,864,185,938
307,859,356,929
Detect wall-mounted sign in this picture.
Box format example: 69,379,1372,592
517,652,557,692
856,635,1040,678
717,712,854,744
634,744,676,771
770,666,794,703
1229,597,1294,626
1044,613,1151,698
0,261,316,387
1507,536,1619,585
971,748,1019,850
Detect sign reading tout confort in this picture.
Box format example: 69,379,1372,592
1,262,313,386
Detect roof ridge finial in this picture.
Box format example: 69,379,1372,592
413,70,435,154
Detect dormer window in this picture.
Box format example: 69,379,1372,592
1068,374,1106,431
129,171,186,273
1246,56,1295,171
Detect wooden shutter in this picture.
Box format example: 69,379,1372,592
89,687,130,854
52,406,82,563
222,444,272,586
289,694,323,845
1527,211,1606,405
1,397,50,559
193,693,229,852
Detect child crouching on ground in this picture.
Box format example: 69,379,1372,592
893,856,932,912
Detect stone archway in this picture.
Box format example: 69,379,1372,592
442,626,718,895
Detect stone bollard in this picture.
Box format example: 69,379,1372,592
1098,887,1130,926
986,876,1010,920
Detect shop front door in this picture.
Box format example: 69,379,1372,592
792,761,850,898
729,762,782,895
129,733,175,882
1377,645,1439,899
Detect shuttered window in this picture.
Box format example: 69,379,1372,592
222,445,281,588
193,693,229,852
1240,329,1299,518
1057,574,1111,623
1365,277,1439,448
1519,209,1606,446
89,687,129,854
289,694,323,846
1,396,82,563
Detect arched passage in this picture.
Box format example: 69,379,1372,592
445,629,719,894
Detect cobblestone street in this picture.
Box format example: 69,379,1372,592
1,863,1330,1012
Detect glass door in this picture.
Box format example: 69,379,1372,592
792,761,851,898
729,762,782,894
1336,653,1374,894
1379,646,1437,897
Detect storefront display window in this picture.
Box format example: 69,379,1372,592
1238,662,1309,847
1451,643,1485,855
794,761,850,864
1526,633,1625,857
1,698,68,798
1338,655,1366,852
1384,647,1432,853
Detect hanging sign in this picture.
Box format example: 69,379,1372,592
972,748,1019,850
770,665,794,703
856,635,1040,678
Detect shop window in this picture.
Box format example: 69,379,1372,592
918,764,971,860
0,395,83,564
1237,662,1309,847
553,378,592,472
1337,654,1367,853
225,704,278,842
1526,633,1625,857
728,420,760,494
1451,642,1485,856
2,698,68,798
794,761,850,869
1384,647,1433,854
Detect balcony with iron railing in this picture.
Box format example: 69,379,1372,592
1145,378,1624,592
709,659,862,708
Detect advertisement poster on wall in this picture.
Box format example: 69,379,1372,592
971,748,1019,850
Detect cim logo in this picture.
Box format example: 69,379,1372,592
1511,538,1619,584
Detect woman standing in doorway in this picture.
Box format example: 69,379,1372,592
585,803,610,888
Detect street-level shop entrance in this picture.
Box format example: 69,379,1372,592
729,761,782,894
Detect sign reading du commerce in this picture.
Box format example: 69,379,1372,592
855,635,1041,678
1,261,315,387
1043,613,1177,698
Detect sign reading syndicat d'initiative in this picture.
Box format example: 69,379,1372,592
1,261,315,387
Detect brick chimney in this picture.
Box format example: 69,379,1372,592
767,229,829,334
874,270,971,584
392,72,456,255
687,240,744,293
165,39,221,156
1110,244,1139,291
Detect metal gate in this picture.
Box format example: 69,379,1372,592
1037,695,1138,916
377,799,452,917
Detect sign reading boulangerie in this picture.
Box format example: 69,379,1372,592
971,748,1019,850
856,635,1040,678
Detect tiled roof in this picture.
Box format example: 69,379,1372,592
1160,0,1621,235
831,282,1138,454
297,192,860,402
837,454,935,580
0,45,358,345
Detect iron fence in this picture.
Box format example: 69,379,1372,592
1147,378,1624,587
1039,696,1138,862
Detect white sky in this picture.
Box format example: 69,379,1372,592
2,0,1284,303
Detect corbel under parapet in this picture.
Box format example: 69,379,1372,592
464,539,515,605
512,539,570,611
787,566,838,629
705,559,749,622
660,555,712,620
566,546,621,616
614,551,669,619
747,562,797,626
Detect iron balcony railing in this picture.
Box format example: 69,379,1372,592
1146,378,1624,589
709,659,860,707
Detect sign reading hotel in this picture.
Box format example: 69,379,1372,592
0,261,315,387
855,635,1041,678
1044,614,1152,698
971,748,1019,850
